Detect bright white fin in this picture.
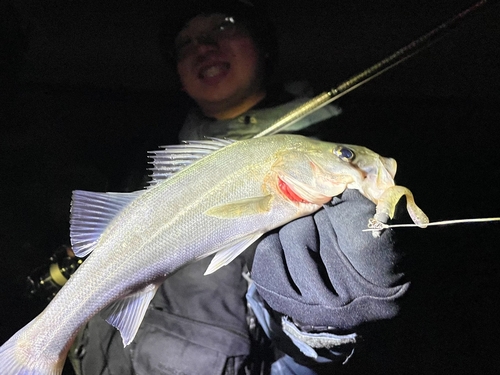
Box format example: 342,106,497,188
70,190,144,257
148,138,235,186
0,319,65,375
204,232,263,275
204,195,273,219
100,283,161,347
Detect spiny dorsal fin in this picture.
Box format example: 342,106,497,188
147,138,235,186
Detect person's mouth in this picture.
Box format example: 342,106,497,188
198,62,230,81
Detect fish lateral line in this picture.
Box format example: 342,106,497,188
363,217,500,232
277,177,311,203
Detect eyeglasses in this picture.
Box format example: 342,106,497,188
174,16,244,61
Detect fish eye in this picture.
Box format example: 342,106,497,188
334,146,355,162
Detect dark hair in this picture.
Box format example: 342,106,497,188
158,0,279,80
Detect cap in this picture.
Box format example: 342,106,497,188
158,0,278,73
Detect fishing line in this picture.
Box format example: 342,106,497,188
253,0,493,138
363,217,500,232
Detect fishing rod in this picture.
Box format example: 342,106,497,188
252,0,500,232
253,0,493,139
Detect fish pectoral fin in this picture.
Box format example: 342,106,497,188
204,232,264,275
100,282,161,347
70,190,144,257
204,195,273,218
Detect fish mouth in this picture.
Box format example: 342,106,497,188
355,164,397,202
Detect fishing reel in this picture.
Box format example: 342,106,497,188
26,245,83,302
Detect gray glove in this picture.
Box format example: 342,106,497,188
252,189,409,330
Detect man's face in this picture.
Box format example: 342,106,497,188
175,14,266,113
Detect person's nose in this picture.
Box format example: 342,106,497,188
192,34,219,56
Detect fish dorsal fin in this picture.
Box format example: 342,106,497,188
70,190,144,257
147,138,235,186
204,232,263,275
100,282,161,347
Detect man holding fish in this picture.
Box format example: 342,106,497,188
0,1,414,374
69,1,408,374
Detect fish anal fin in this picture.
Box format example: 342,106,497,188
204,195,273,219
100,282,160,347
204,232,263,275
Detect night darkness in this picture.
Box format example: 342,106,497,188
1,0,499,374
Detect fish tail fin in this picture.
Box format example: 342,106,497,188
0,322,65,375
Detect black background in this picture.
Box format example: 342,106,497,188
1,0,499,374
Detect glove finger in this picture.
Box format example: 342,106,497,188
277,216,340,303
252,232,304,301
325,189,402,287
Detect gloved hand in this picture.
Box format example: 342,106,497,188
251,189,409,330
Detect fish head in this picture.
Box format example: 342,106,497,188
339,143,398,203
313,140,428,227
271,138,397,206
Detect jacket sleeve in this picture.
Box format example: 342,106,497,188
250,188,410,364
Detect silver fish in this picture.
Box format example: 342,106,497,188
0,134,428,375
